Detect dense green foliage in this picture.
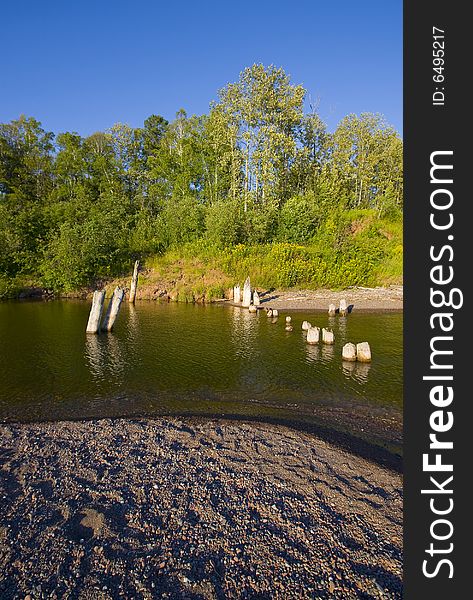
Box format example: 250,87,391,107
0,65,403,297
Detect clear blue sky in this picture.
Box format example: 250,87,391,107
0,1,402,136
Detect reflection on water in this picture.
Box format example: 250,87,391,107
106,334,125,381
0,301,402,452
231,306,259,359
305,344,320,364
127,303,139,337
338,316,348,338
85,334,106,380
85,332,125,383
342,360,371,383
321,344,335,362
327,315,337,330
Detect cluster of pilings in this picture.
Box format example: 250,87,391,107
328,298,354,316
233,277,261,311
301,321,335,345
85,260,139,334
342,341,372,363
232,277,372,364
302,321,371,362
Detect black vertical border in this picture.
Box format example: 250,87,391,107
404,2,467,597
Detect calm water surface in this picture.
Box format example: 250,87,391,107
0,301,402,453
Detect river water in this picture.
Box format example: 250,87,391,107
0,301,402,458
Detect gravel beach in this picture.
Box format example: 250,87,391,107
0,418,402,599
227,286,403,312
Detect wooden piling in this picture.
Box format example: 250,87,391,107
86,290,106,334
306,326,320,344
339,298,347,316
242,277,251,308
233,285,241,303
328,303,336,316
322,328,334,344
101,287,125,332
129,260,140,304
356,342,372,362
342,342,357,361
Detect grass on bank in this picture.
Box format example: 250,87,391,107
121,211,403,302
1,210,402,301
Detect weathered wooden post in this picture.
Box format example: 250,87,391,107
302,320,312,331
233,285,241,303
129,260,140,304
356,342,372,362
306,326,320,344
86,290,106,334
272,309,279,317
266,308,273,317
101,287,125,332
339,298,347,316
242,277,251,308
342,342,357,361
248,304,257,313
328,303,336,316
285,316,293,331
253,290,260,306
322,328,334,344
285,316,292,324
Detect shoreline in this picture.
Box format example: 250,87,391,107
0,417,402,599
225,285,403,312
1,412,403,474
6,285,403,312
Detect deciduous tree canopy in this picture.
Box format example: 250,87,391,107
0,65,403,294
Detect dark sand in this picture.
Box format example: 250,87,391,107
0,418,402,599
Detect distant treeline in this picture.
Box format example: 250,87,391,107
0,64,403,294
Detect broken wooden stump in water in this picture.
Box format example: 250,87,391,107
306,326,320,344
356,342,372,362
285,316,292,324
285,316,293,331
129,260,140,304
101,287,125,332
302,320,311,331
339,299,347,316
253,290,260,306
328,303,336,316
86,290,106,334
266,308,273,317
322,328,334,344
233,285,241,303
342,342,357,362
242,277,251,308
272,309,279,317
248,304,257,313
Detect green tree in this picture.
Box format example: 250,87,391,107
0,116,54,274
216,64,305,212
